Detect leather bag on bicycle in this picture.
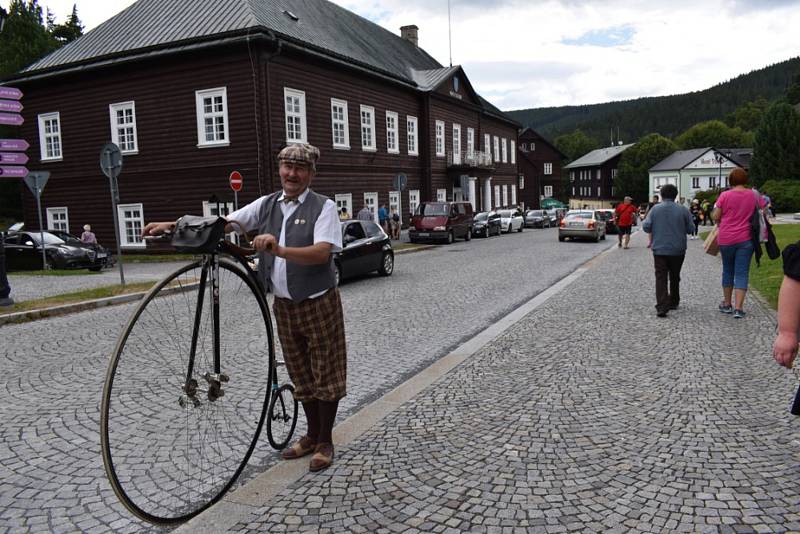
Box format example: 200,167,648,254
171,215,227,253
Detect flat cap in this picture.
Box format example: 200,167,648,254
278,143,320,171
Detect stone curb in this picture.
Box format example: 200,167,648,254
0,246,433,326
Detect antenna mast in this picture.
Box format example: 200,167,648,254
448,0,453,67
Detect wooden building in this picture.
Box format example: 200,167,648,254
9,0,520,250
564,144,633,209
517,127,566,208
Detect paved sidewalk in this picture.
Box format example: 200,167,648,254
199,230,799,533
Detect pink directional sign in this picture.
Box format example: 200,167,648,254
0,100,22,113
0,139,29,151
0,87,23,100
0,166,29,177
0,113,23,126
0,152,28,164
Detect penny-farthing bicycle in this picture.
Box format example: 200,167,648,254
100,217,298,525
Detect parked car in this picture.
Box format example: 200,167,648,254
472,211,502,237
524,209,553,228
409,201,474,244
4,230,112,271
546,208,567,225
498,209,524,233
595,209,617,234
334,220,393,285
558,210,607,242
48,230,115,269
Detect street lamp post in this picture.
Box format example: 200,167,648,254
715,153,723,189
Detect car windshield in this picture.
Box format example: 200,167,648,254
595,211,612,220
52,231,81,244
28,232,66,245
417,203,448,216
565,211,593,220
474,213,488,221
527,210,543,216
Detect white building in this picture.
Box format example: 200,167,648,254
648,148,752,201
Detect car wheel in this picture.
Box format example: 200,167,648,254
378,252,394,276
334,262,342,286
465,229,472,241
558,235,565,242
447,231,454,244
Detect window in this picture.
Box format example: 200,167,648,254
709,176,716,188
435,120,445,157
544,185,553,197
572,187,575,196
484,134,491,156
493,136,500,162
335,193,353,218
452,124,461,164
494,185,501,207
46,207,69,231
409,189,420,217
389,191,401,224
330,99,350,149
38,112,62,161
437,188,447,202
612,168,618,179
530,142,536,151
511,185,517,206
118,203,145,247
196,88,229,146
283,88,306,143
109,102,138,154
364,192,378,221
386,111,399,154
360,105,376,151
597,169,602,180
467,128,475,157
510,141,516,164
501,138,507,163
502,185,508,206
692,177,700,189
544,163,553,175
407,116,418,155
203,201,236,241
597,187,601,197
570,171,575,182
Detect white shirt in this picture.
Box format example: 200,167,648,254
228,189,342,299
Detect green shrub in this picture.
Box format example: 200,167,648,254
760,180,800,212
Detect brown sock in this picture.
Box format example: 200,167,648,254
302,400,320,443
317,399,339,444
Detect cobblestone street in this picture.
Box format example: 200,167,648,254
222,231,800,533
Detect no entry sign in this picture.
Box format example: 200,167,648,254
229,171,243,192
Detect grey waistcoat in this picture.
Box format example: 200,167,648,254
257,190,336,301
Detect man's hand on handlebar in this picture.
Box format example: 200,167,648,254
142,221,178,238
252,233,278,254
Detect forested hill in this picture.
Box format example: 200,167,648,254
505,56,800,143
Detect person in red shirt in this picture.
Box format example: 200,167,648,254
614,196,638,249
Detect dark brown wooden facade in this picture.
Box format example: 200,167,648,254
517,128,566,209
15,34,519,249
564,144,632,209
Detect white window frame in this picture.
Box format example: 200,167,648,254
435,120,445,157
409,189,420,216
510,141,516,164
38,112,62,161
494,185,501,207
452,123,461,164
335,193,353,218
502,185,509,206
46,207,69,231
109,101,138,154
386,111,399,154
467,128,475,157
493,136,500,162
330,98,350,149
283,87,307,143
511,185,517,206
544,185,553,197
195,87,230,147
544,162,553,175
437,188,447,202
484,134,491,156
597,186,601,197
407,116,418,156
360,105,376,151
117,203,145,248
501,138,508,163
364,192,379,222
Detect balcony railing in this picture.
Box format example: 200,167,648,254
447,150,494,169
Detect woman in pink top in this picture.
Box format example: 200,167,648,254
711,168,766,318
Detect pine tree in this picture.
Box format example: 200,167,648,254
750,102,800,187
0,0,58,78
52,4,83,44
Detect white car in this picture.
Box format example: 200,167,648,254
497,209,524,233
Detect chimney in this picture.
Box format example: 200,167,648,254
400,25,419,47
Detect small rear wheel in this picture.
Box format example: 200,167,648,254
267,384,299,450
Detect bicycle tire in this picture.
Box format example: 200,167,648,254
266,384,299,450
100,257,275,525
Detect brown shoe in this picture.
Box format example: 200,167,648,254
309,442,334,472
281,435,317,460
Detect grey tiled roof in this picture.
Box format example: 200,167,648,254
648,148,710,172
564,143,633,169
410,66,461,91
24,0,442,82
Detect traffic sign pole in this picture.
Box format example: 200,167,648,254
24,172,51,270
100,143,125,286
229,171,242,210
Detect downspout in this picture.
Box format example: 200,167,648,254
420,92,432,201
261,31,283,195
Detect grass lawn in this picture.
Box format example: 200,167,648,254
748,224,800,309
0,281,156,315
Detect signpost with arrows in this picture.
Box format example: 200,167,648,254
0,88,28,179
100,142,126,286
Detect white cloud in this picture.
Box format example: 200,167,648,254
4,0,799,111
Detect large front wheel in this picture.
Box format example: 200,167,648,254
100,258,275,525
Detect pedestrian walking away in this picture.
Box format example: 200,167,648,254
81,224,97,244
142,142,347,472
712,167,766,319
642,184,695,317
614,196,637,249
689,200,702,239
357,205,372,221
378,204,389,233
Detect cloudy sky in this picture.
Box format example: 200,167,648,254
8,0,800,110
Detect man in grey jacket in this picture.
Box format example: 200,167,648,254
642,184,696,317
